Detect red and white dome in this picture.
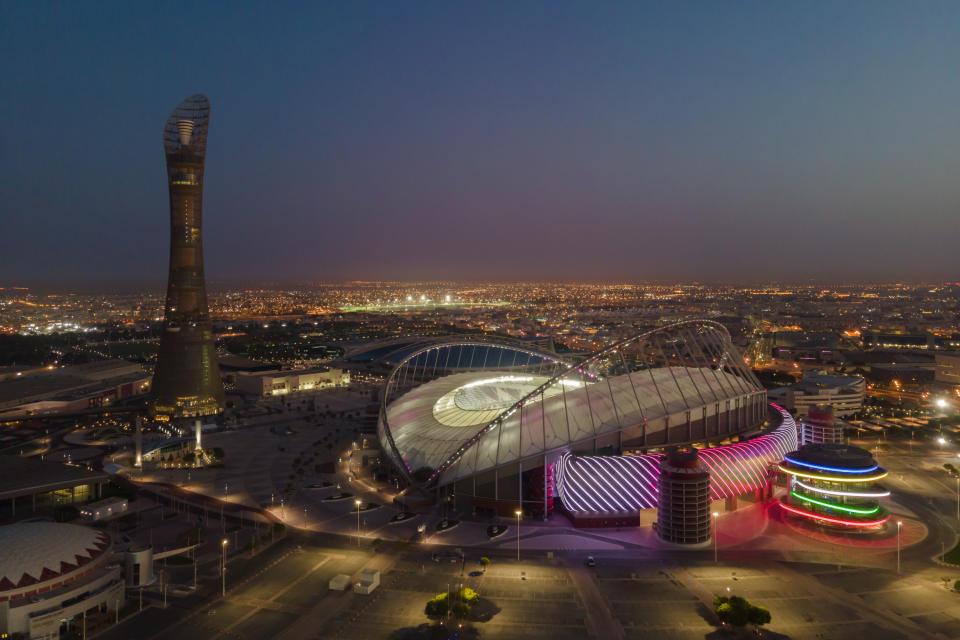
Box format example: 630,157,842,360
0,522,111,601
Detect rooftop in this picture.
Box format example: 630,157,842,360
0,455,107,500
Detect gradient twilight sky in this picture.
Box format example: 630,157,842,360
2,1,959,287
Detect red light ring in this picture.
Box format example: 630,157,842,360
779,500,890,527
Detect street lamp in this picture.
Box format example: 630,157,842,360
896,521,902,575
221,538,228,596
515,509,522,561
712,512,719,563
955,470,959,521
355,499,362,545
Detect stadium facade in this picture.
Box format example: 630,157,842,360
150,94,225,420
378,320,797,524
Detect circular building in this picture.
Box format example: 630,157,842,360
657,449,711,545
379,321,791,522
778,443,890,529
0,522,125,638
800,405,842,445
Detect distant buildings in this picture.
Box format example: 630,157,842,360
767,373,865,417
150,95,225,421
237,367,350,397
0,360,150,419
936,353,960,387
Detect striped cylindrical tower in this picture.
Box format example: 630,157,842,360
801,405,843,445
657,449,711,545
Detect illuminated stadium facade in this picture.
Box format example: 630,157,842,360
378,320,797,524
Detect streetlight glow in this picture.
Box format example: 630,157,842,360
896,521,903,575
712,512,719,563
355,499,362,545
515,509,522,561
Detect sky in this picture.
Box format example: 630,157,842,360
2,1,959,288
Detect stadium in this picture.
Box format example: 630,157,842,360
378,320,798,526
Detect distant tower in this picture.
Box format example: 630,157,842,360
657,449,711,545
150,95,225,420
801,405,842,445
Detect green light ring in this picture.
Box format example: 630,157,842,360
789,491,879,515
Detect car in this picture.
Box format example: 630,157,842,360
586,556,596,567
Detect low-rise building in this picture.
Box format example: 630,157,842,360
767,373,865,417
0,360,151,419
79,497,128,522
237,368,350,397
0,456,107,519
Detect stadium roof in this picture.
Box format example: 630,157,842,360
379,320,766,488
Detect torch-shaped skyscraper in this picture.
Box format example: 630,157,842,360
150,95,225,420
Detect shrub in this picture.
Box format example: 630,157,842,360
714,595,770,629
747,605,771,627
954,580,960,592
425,593,448,616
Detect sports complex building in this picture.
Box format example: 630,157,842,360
378,320,799,527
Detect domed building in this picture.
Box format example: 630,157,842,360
0,522,124,639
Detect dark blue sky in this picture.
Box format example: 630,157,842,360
2,1,958,287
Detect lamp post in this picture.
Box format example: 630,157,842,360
896,521,902,575
355,499,362,545
712,512,719,563
221,538,228,597
515,509,522,561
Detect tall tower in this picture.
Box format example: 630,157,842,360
150,95,225,420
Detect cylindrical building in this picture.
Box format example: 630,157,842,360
779,443,890,529
657,449,711,545
800,405,842,445
150,95,225,420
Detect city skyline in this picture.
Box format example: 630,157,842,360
4,5,960,640
3,2,959,286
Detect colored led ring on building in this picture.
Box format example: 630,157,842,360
782,454,879,474
779,501,890,527
789,491,880,515
778,465,888,483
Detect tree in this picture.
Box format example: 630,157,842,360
747,605,771,628
714,595,771,631
479,557,491,572
425,587,479,619
954,580,960,592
